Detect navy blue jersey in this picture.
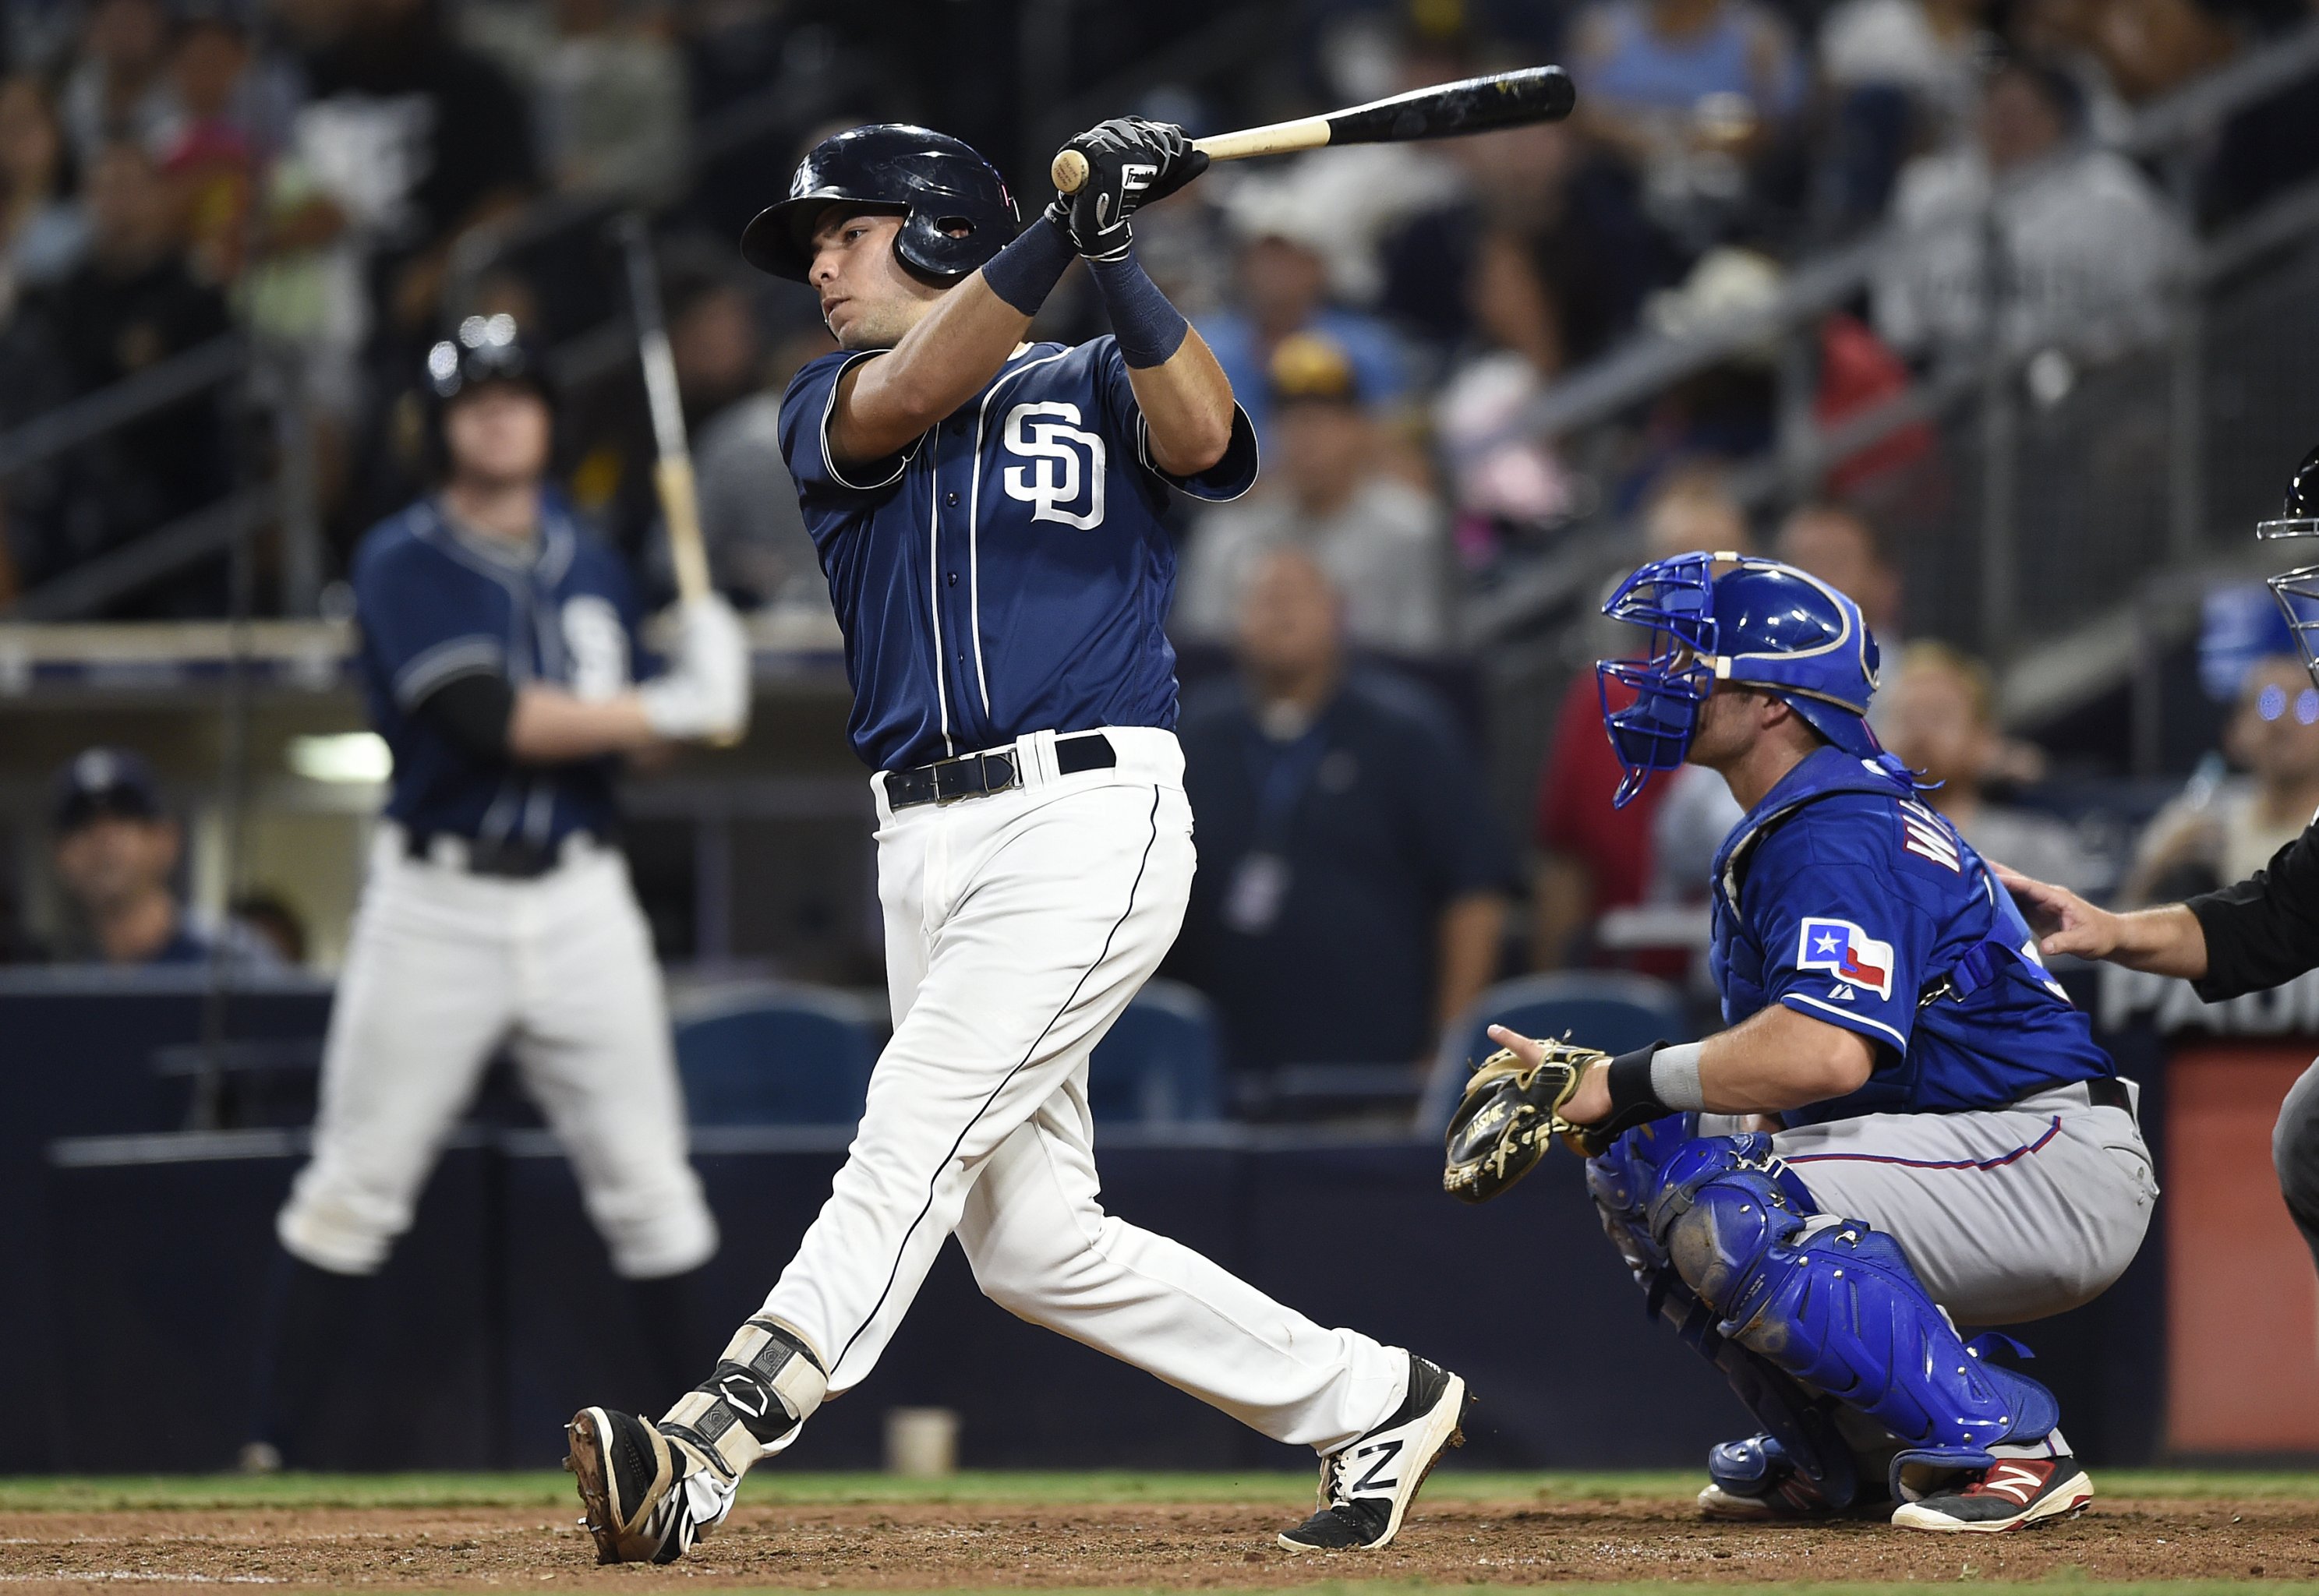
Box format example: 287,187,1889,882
1709,747,2112,1121
352,494,642,847
779,337,1258,771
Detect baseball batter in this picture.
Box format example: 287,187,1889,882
566,120,1465,1563
252,316,748,1462
1448,553,2155,1532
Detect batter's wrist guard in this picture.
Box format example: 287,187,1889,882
981,215,1076,316
659,1317,829,1481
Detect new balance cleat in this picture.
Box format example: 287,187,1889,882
1277,1354,1467,1552
1890,1456,2092,1532
566,1406,732,1565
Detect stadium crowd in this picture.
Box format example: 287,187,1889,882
8,0,2319,1101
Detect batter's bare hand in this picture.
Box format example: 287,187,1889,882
1991,861,2118,959
1045,118,1208,261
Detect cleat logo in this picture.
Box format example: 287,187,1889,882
1002,402,1106,529
1350,1438,1404,1495
1978,1464,2045,1504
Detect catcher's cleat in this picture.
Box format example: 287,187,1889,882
1698,1433,1847,1522
1278,1354,1467,1552
567,1406,733,1565
1889,1456,2092,1533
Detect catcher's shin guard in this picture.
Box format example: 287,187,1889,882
1650,1142,2060,1502
1593,1129,1869,1512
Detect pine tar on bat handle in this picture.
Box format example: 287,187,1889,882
1048,65,1574,196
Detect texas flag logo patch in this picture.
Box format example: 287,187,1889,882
1798,917,1894,1000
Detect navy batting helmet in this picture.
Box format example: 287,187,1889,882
741,124,1018,284
1597,552,1883,806
426,313,550,406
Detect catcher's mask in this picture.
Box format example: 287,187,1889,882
1596,551,1883,807
2257,442,2319,691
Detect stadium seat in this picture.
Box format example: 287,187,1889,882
1415,972,1694,1133
1087,978,1223,1124
671,983,882,1126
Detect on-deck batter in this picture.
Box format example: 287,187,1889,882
1494,553,2154,1533
566,120,1468,1564
251,316,749,1464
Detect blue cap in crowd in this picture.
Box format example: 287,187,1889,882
51,747,164,834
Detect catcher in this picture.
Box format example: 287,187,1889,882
1447,552,2155,1533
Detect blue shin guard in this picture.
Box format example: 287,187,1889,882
1589,1126,1868,1510
1649,1139,2060,1500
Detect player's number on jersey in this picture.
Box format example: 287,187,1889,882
1002,401,1106,530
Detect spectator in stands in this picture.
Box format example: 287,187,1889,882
1175,330,1451,658
1433,228,1581,556
1883,641,2105,891
535,0,688,203
1569,0,1804,246
158,12,260,285
1170,549,1517,1086
2126,654,2319,905
32,139,232,597
695,323,838,616
1873,55,2188,362
295,0,538,338
1774,500,1904,653
58,0,178,170
1813,0,1994,229
1532,464,1751,970
48,748,278,967
1197,206,1406,442
0,75,87,302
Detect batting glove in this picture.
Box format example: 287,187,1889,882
638,593,751,742
1045,118,1208,262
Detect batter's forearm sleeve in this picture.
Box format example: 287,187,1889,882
415,671,516,762
1089,254,1189,369
981,215,1076,316
2188,818,2319,998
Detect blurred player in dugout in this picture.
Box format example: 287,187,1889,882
2003,440,2319,1286
243,315,750,1468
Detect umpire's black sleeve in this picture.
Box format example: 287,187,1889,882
2187,817,2319,999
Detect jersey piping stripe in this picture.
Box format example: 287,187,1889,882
1783,991,1908,1049
827,783,1165,1382
967,348,1074,722
925,440,951,756
1784,1116,2063,1171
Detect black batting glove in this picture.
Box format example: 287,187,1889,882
1045,117,1210,262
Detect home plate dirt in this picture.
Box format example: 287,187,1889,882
2,1495,2316,1590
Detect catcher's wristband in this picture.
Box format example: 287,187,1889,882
1604,1043,1667,1123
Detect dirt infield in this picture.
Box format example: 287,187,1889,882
2,1491,2317,1590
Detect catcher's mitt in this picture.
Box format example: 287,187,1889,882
1441,1036,1609,1203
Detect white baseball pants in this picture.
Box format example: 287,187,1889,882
278,829,718,1280
754,726,1408,1453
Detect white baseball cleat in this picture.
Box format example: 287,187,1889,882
1277,1354,1468,1552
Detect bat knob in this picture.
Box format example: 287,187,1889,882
1051,147,1089,196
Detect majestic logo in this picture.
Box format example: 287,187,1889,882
1001,401,1106,528
1798,917,1894,1001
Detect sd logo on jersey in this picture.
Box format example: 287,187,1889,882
1002,401,1106,529
1798,916,1893,999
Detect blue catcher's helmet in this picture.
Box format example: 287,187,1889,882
1596,551,1882,807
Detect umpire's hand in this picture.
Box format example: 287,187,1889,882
1990,863,2120,960
638,594,751,743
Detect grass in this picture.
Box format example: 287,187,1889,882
4,1467,2319,1513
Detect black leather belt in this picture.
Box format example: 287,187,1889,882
884,733,1115,810
2087,1076,2132,1115
405,828,593,880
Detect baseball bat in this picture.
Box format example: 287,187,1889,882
1051,65,1575,195
617,214,741,747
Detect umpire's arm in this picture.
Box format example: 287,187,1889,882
1996,820,2319,995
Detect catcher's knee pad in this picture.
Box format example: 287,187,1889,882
1688,1208,2061,1499
1646,1133,1816,1310
1585,1113,1699,1280
659,1317,829,1479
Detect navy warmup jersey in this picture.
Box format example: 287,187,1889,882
1710,747,2113,1121
779,337,1258,770
352,494,642,847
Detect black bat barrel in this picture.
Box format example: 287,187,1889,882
1324,65,1576,147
